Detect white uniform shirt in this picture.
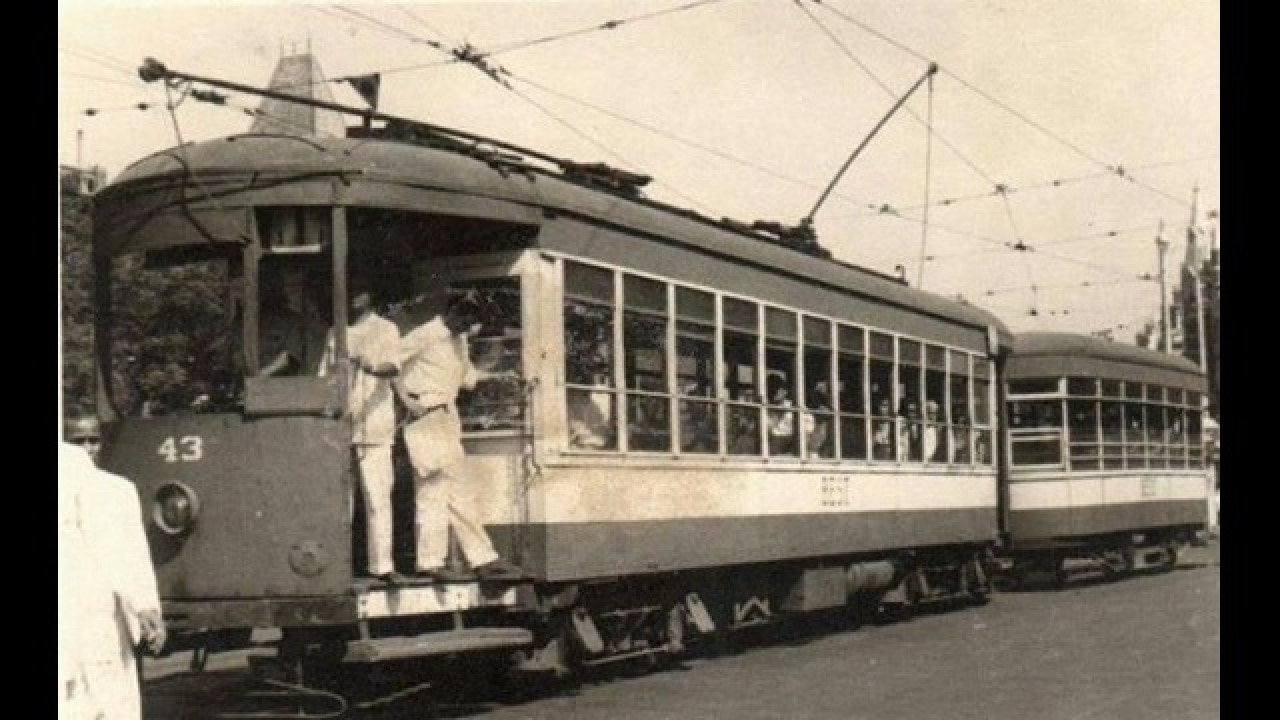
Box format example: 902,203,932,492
59,442,161,720
399,316,479,407
321,312,401,445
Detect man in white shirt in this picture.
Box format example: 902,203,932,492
59,438,166,720
395,294,525,583
320,278,403,584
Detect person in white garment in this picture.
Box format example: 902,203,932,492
320,276,404,585
395,293,525,583
59,437,165,720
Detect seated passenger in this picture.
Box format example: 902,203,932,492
766,376,799,457
806,383,832,458
899,399,923,462
568,382,615,450
923,400,946,463
729,388,761,455
872,396,895,460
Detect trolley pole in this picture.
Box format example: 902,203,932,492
1156,221,1171,354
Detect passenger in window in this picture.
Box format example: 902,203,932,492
679,401,718,453
730,387,761,455
569,373,614,450
766,375,800,456
900,399,923,462
951,410,971,463
806,382,832,458
923,400,946,463
872,396,895,460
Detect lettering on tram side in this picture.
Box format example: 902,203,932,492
157,435,204,463
821,475,852,507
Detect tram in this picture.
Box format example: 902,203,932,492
86,62,1012,692
999,332,1211,584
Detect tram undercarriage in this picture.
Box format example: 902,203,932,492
163,544,993,717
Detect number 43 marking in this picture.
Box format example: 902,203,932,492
157,436,204,463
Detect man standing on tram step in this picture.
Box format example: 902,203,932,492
319,275,405,585
395,292,526,583
59,436,166,720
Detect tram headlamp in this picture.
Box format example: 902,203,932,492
153,482,200,536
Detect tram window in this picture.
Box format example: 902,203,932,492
837,325,868,461
1123,382,1144,400
869,332,895,462
972,360,993,465
1187,409,1204,468
803,317,834,459
1068,399,1100,470
1167,406,1187,468
1067,377,1099,397
1100,379,1123,398
257,256,332,378
1146,403,1168,468
623,274,671,452
948,351,971,464
1168,387,1185,405
1009,377,1059,395
1101,401,1125,469
568,388,617,450
564,261,617,450
924,345,947,464
1123,401,1147,468
1009,399,1063,466
765,307,799,458
104,249,244,417
564,262,615,387
452,278,525,432
898,339,923,462
724,298,761,455
676,287,718,454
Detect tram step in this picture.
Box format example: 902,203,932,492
344,627,533,663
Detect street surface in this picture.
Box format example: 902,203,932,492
143,539,1219,720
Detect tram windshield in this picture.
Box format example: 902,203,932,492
102,246,244,417
99,204,534,421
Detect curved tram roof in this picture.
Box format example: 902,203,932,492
95,133,1011,349
1009,332,1205,393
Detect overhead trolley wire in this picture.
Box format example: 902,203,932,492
485,0,728,57
794,0,997,188
811,0,1198,210
59,44,139,78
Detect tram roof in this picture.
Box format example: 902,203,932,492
100,133,1011,345
1008,332,1206,391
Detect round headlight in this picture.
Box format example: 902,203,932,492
153,482,200,536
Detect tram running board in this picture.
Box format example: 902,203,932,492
344,627,533,663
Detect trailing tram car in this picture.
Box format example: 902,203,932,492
85,78,1012,689
998,332,1212,584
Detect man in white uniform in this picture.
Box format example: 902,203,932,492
59,438,166,720
320,278,403,584
396,294,524,583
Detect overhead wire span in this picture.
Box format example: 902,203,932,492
507,71,850,204
793,0,996,188
812,0,1199,210
59,44,139,77
485,0,728,57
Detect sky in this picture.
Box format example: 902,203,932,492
58,0,1220,344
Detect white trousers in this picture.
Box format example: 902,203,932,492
354,444,395,576
413,465,499,572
